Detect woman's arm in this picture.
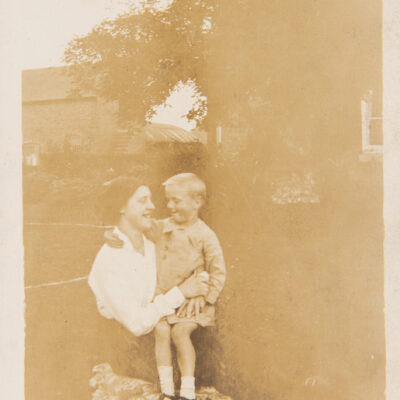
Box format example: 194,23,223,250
89,258,183,336
108,284,185,336
89,250,209,336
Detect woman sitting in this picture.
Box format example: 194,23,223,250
89,176,209,337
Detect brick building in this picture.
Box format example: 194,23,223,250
22,66,119,156
22,66,206,162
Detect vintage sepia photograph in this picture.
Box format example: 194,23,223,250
2,0,399,399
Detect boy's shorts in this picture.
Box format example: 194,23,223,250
165,304,215,327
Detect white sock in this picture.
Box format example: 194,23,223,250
180,376,195,400
158,366,174,396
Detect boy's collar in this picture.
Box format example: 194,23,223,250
162,218,201,233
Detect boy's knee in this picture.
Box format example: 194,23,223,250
154,321,171,340
171,323,196,345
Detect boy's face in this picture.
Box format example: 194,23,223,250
165,184,200,224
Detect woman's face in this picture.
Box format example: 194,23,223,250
122,186,155,231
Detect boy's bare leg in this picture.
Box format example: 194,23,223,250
155,320,172,366
171,322,198,400
154,321,174,397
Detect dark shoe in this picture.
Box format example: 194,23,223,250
159,394,178,400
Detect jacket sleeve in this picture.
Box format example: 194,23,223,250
89,250,184,336
202,229,226,304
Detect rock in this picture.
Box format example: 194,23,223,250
90,363,233,400
195,386,233,400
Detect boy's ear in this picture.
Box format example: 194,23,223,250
194,195,204,209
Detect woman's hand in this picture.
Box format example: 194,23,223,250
178,274,209,299
104,229,124,248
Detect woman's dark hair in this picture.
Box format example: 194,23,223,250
96,176,146,226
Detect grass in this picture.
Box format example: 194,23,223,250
24,161,385,400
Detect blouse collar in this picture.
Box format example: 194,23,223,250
113,226,152,257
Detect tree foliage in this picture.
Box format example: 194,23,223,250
64,0,322,156
64,0,217,126
65,0,376,163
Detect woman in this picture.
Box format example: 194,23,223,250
89,177,209,337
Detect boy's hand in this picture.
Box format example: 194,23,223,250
104,229,124,248
177,300,189,317
185,296,205,318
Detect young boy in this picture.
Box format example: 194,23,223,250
105,173,226,400
153,173,226,400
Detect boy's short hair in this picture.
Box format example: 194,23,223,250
163,173,206,204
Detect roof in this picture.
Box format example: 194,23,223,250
22,66,92,102
114,124,207,153
21,67,208,145
142,123,207,144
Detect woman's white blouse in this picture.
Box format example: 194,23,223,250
88,227,185,336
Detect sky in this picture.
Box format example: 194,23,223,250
19,0,196,129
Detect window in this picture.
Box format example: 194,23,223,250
23,142,41,166
360,91,383,160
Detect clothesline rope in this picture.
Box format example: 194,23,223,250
24,222,102,289
25,275,89,290
25,222,108,229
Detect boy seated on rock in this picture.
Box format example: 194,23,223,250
105,173,226,400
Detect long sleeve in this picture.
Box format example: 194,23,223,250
89,245,185,337
203,230,226,304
